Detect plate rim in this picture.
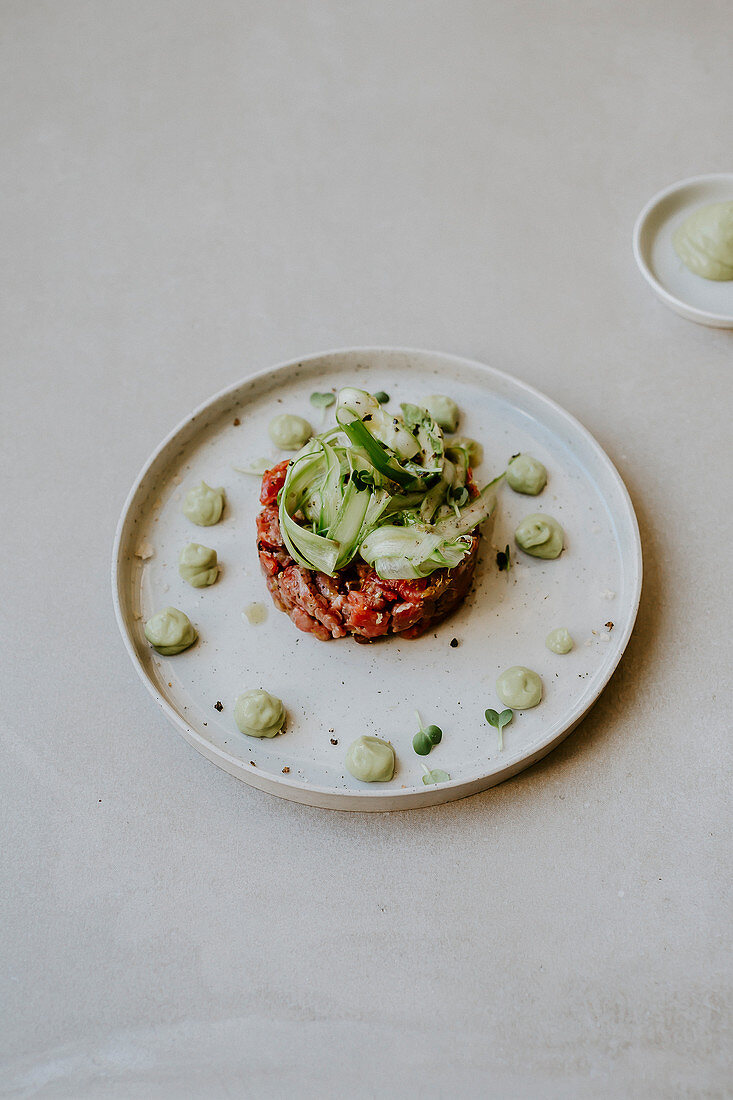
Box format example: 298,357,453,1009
112,346,643,810
632,172,733,328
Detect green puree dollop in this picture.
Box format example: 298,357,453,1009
423,395,460,433
506,454,547,495
144,607,197,655
345,736,395,782
182,482,225,526
268,413,313,451
546,627,573,654
234,689,285,738
515,513,564,559
496,666,542,709
178,543,219,587
672,201,733,281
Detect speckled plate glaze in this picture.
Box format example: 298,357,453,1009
112,348,642,810
633,173,733,328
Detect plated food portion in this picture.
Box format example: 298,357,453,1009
113,347,641,810
257,388,498,643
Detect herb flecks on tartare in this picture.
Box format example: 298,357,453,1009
257,387,499,642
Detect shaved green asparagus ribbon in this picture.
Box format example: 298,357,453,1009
276,388,500,578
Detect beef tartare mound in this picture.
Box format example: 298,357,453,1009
257,460,480,641
255,387,499,643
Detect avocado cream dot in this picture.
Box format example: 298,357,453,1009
234,689,285,738
496,666,542,709
178,543,219,587
144,607,197,655
515,514,564,559
423,395,460,433
268,413,313,450
182,481,225,526
345,735,395,782
545,627,574,654
672,201,733,281
506,454,547,495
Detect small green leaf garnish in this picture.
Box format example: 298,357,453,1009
400,402,426,430
351,469,376,491
412,711,443,756
421,765,451,785
374,391,390,404
485,707,513,751
447,486,469,508
496,544,512,571
310,391,336,409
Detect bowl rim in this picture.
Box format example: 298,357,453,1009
632,172,733,327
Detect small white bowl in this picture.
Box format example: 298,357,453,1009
633,173,733,328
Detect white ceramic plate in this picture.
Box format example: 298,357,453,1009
112,348,642,810
633,173,733,328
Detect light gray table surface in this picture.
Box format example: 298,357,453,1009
2,2,731,1097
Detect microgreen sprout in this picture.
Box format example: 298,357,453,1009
447,486,469,509
412,711,443,756
485,708,513,750
496,544,512,571
421,765,451,786
351,469,376,491
374,391,390,404
310,391,336,410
